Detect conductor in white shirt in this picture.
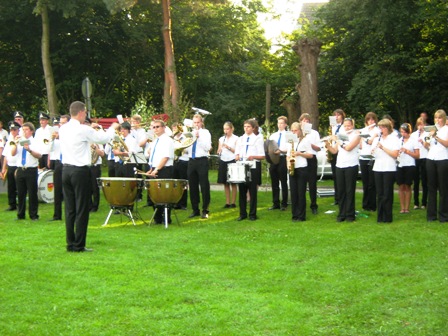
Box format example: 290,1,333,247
59,101,117,252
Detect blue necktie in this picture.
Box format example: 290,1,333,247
192,140,197,159
245,137,250,156
336,124,341,134
150,138,159,168
21,148,27,166
110,149,114,160
277,133,282,146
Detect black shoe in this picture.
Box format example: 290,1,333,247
337,217,345,222
30,217,39,221
224,204,231,208
230,204,236,208
237,216,247,221
281,206,287,211
249,216,257,221
312,208,318,215
49,217,62,222
268,206,280,210
89,208,98,213
188,212,200,218
16,217,25,221
201,211,209,219
74,247,93,252
5,207,16,211
292,218,305,222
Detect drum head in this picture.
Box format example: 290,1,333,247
38,170,54,203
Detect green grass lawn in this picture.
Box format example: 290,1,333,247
0,186,447,335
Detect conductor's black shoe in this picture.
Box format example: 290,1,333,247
268,206,280,210
249,216,257,221
237,216,247,221
5,207,16,211
312,208,318,215
75,247,93,252
188,212,200,218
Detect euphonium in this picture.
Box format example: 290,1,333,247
91,144,100,165
113,130,130,162
326,126,333,162
289,140,295,176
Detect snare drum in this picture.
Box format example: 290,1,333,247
227,163,251,184
38,170,54,203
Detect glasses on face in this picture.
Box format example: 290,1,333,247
152,125,162,129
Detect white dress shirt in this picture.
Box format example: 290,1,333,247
187,128,212,158
287,137,311,168
59,119,115,167
269,130,288,155
15,137,40,168
219,134,239,162
235,133,265,162
34,125,53,155
148,133,174,168
372,134,401,172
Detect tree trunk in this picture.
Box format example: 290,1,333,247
41,4,58,118
280,95,301,125
162,0,180,121
293,38,322,130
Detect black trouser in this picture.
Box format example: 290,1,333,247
426,159,448,222
336,165,358,221
330,154,339,203
173,159,188,208
153,166,174,223
188,157,210,213
306,155,318,210
414,158,428,207
360,159,376,211
63,165,92,251
107,160,116,177
90,165,102,210
116,162,136,178
374,171,396,223
16,167,39,219
6,165,17,209
38,154,49,170
238,164,261,218
53,160,63,219
289,167,308,221
269,156,288,208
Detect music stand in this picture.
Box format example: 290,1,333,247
129,152,147,165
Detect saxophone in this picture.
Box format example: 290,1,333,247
326,126,333,162
289,140,295,176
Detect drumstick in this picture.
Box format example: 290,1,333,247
133,167,157,178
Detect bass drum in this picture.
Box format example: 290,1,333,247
38,170,54,203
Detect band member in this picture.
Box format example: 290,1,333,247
130,114,148,201
1,121,21,211
411,118,429,209
0,121,6,167
372,119,401,223
396,123,419,214
287,122,312,222
217,121,239,208
114,121,138,177
146,120,174,224
330,109,346,206
59,101,117,252
326,118,361,222
359,112,379,211
187,114,212,219
268,116,289,210
104,142,116,177
13,111,24,133
172,122,189,210
34,112,52,169
299,113,321,214
234,119,265,221
11,122,42,220
426,109,448,223
49,115,69,221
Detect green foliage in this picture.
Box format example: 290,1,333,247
297,0,448,125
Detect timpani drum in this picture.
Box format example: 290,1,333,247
145,179,188,205
98,177,143,207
